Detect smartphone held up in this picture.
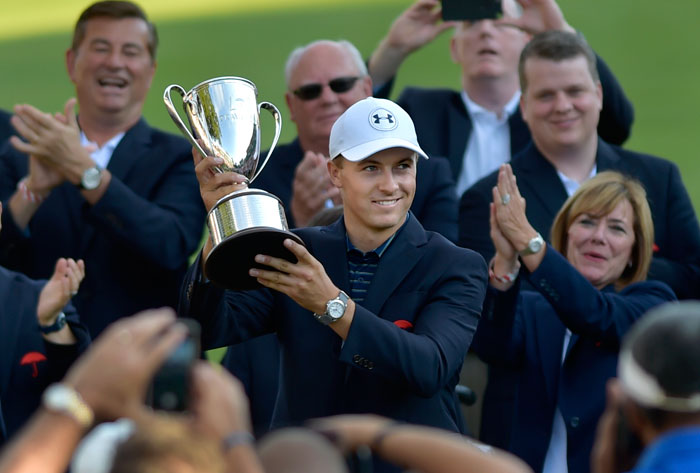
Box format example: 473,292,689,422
442,0,503,21
148,318,201,412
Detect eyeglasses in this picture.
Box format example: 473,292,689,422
292,76,360,101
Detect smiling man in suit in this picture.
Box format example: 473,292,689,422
181,97,487,442
459,30,700,300
0,1,206,336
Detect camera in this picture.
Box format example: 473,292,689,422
441,0,503,21
148,318,200,412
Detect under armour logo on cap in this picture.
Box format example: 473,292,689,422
369,108,398,131
329,97,429,162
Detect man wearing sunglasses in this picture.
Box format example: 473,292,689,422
253,39,457,241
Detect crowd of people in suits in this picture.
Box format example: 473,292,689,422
1,0,700,472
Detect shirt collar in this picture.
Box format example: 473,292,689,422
80,131,125,168
556,164,597,197
345,213,411,258
461,90,521,122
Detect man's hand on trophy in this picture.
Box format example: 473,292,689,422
192,146,248,212
249,238,338,314
250,238,356,339
291,151,340,227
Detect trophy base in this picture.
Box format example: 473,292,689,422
204,188,304,290
204,227,304,290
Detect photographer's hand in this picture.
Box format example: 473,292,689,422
189,362,264,473
64,308,187,422
368,0,454,86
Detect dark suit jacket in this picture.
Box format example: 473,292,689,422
0,266,90,444
180,215,487,432
397,55,634,182
459,139,700,300
0,119,207,336
472,247,676,473
254,139,458,242
0,109,12,144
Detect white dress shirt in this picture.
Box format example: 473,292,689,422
455,90,521,197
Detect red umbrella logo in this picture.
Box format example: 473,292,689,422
20,352,47,378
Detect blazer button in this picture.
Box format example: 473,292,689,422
368,361,375,370
353,355,361,363
570,416,580,428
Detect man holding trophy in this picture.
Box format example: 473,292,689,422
180,97,487,435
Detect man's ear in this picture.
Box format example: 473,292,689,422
328,158,342,188
66,48,77,83
519,93,528,124
596,80,603,111
360,75,373,97
285,91,296,123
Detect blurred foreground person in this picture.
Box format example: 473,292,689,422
473,168,676,473
0,309,263,473
592,301,700,473
0,202,90,442
309,414,533,473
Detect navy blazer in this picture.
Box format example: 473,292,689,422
180,215,487,432
0,119,207,336
459,139,700,300
0,109,12,144
0,266,90,444
254,139,459,242
472,247,676,473
397,55,634,183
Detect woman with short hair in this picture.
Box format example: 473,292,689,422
472,165,676,473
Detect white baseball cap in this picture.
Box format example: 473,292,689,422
329,97,429,162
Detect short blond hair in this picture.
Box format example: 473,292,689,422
550,171,654,290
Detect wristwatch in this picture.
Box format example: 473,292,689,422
314,290,349,325
79,166,103,190
39,311,67,334
520,233,545,256
42,383,94,428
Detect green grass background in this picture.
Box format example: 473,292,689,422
1,0,698,207
2,1,698,360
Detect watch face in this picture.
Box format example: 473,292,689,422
82,167,102,190
530,239,543,253
45,384,71,409
328,300,345,319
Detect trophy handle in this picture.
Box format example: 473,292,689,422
163,84,210,162
250,101,282,184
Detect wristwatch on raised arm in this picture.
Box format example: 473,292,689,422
79,166,103,190
520,233,545,256
313,290,349,325
42,383,94,428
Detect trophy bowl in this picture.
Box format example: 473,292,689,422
164,76,304,290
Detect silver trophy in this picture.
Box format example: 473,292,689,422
164,77,304,290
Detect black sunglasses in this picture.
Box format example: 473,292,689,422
292,76,360,101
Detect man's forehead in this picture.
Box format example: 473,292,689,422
81,16,150,42
292,44,359,79
524,56,594,85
